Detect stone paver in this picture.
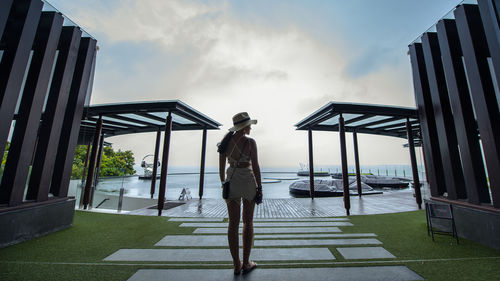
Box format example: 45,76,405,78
127,266,423,281
168,218,224,222
193,227,341,234
104,248,335,262
155,235,236,247
254,218,349,222
255,238,382,247
337,247,396,259
179,222,353,228
155,236,381,247
256,233,376,239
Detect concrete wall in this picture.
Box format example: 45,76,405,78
0,199,75,248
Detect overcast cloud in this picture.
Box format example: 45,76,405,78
49,0,459,169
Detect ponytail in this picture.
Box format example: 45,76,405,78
217,131,234,153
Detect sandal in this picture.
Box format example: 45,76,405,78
234,261,243,275
242,261,257,274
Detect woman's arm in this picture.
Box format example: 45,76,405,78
249,139,262,188
219,153,226,182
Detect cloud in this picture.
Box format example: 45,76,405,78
62,0,418,167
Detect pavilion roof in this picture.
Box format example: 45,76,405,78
78,100,221,142
295,102,420,143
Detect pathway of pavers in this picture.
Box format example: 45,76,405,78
102,216,423,280
127,267,423,281
179,221,353,227
155,235,382,247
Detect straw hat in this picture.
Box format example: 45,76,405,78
229,112,257,132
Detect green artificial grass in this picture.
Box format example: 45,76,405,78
0,210,499,281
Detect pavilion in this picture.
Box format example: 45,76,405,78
77,100,221,216
295,102,422,216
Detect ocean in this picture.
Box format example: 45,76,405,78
69,165,423,201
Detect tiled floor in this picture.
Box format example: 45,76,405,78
128,188,422,218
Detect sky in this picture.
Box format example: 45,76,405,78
49,0,460,169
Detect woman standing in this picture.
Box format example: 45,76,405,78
218,112,262,275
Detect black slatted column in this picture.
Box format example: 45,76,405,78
421,32,467,200
437,19,490,204
0,0,42,163
408,43,447,197
455,4,500,207
28,27,82,200
51,37,97,197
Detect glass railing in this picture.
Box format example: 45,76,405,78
41,0,96,40
410,0,478,45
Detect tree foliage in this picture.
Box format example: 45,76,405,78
71,145,135,179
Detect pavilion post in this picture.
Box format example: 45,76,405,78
89,131,105,208
94,131,105,185
353,131,362,197
406,118,422,209
339,114,350,215
150,128,161,199
81,140,91,184
158,113,173,216
82,115,102,209
199,128,207,199
308,128,315,199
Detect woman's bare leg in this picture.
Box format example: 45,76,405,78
242,199,256,267
227,199,241,270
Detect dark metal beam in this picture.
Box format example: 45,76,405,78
407,118,422,209
28,27,82,201
108,114,159,127
0,0,13,40
0,0,42,163
150,128,161,199
478,0,500,94
409,42,447,197
158,113,173,216
353,131,362,197
199,128,207,199
51,37,97,197
422,32,467,200
3,12,63,204
455,4,500,207
339,114,350,216
308,128,315,199
437,18,490,204
82,116,102,209
81,140,91,185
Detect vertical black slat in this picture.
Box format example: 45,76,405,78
409,43,447,197
158,113,172,216
28,27,81,200
407,119,422,209
199,128,207,199
0,0,13,40
89,131,104,208
81,140,91,184
50,37,97,197
455,4,500,207
352,131,362,197
479,0,500,93
421,32,467,200
339,114,350,216
0,0,42,161
307,128,315,199
1,12,63,204
150,128,161,198
94,131,104,186
437,19,490,204
82,117,101,209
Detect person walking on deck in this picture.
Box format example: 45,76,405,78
218,112,262,275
